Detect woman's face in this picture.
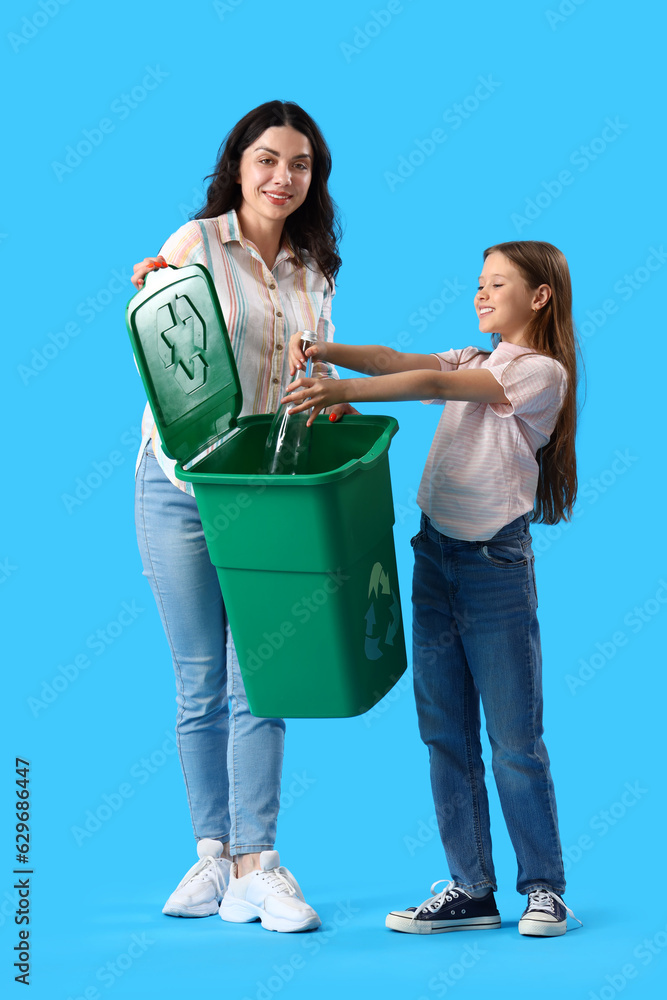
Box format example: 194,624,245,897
236,126,313,228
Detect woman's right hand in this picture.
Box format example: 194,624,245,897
288,332,330,376
131,255,168,290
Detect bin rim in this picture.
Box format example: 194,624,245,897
175,413,399,486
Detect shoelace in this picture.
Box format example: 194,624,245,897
411,879,470,920
260,866,297,896
176,855,227,896
525,888,583,927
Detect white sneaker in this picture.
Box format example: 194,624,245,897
218,850,321,933
162,839,231,917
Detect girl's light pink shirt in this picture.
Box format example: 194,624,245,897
417,341,567,540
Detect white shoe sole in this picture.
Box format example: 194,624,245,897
162,899,220,917
386,912,501,934
219,898,321,933
518,917,566,937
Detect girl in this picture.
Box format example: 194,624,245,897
285,240,582,937
131,101,355,933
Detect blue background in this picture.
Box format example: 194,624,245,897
3,1,666,997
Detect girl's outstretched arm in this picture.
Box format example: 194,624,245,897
284,368,510,425
288,334,441,377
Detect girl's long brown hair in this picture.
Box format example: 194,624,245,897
483,241,580,524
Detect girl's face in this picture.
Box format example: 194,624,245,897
236,126,313,229
475,251,549,345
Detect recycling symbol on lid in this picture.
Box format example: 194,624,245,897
156,293,209,394
364,561,401,661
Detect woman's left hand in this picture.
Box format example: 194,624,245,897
281,378,358,426
326,402,360,422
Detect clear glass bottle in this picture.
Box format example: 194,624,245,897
262,331,317,475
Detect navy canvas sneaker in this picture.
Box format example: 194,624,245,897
518,888,582,937
386,879,501,934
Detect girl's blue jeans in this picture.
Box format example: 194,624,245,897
135,444,285,854
412,511,566,895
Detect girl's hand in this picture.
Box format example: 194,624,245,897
131,255,168,290
288,333,331,376
281,377,352,426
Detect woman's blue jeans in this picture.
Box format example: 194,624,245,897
412,512,566,895
135,445,285,854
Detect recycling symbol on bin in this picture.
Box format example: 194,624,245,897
364,561,401,661
156,294,208,394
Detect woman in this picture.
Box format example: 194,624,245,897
132,101,355,933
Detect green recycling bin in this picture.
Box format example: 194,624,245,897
126,263,407,718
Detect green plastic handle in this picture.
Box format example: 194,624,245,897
359,419,399,465
141,262,177,288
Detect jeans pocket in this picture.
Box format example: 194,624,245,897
410,512,429,548
477,535,529,568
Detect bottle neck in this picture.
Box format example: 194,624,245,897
299,331,317,382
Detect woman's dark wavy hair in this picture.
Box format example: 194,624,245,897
482,241,581,524
193,101,342,288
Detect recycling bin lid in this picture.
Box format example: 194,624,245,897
126,263,242,466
